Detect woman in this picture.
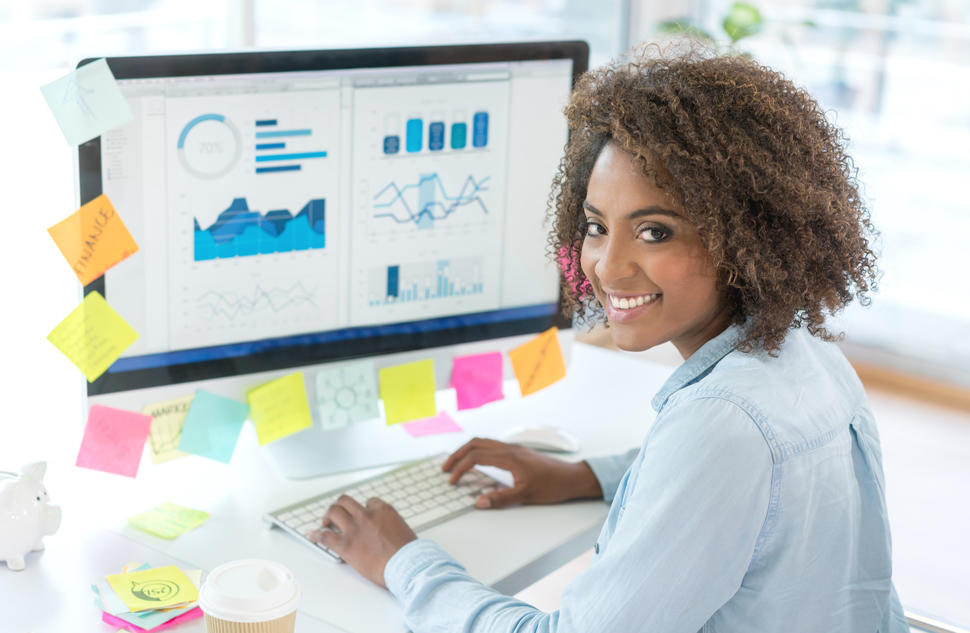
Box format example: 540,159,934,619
309,44,909,632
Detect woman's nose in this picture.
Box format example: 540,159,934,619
595,238,638,283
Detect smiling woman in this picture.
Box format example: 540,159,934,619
551,42,879,356
579,144,734,356
311,42,911,633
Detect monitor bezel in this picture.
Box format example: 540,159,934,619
79,40,587,396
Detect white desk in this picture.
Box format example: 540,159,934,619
1,342,673,633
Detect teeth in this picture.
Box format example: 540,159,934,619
609,293,658,310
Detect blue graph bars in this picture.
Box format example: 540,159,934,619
194,197,326,260
472,112,488,147
253,118,326,174
373,173,489,228
406,118,423,152
384,112,488,155
371,259,484,306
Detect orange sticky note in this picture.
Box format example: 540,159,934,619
508,327,566,396
47,194,138,286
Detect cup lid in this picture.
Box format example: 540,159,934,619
199,559,300,623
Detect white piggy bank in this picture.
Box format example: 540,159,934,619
0,462,61,571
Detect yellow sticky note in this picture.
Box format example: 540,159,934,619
105,565,198,612
47,194,139,286
247,372,313,445
142,395,193,464
128,503,210,539
46,291,138,382
508,327,566,396
379,359,437,425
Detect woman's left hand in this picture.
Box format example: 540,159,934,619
307,495,417,588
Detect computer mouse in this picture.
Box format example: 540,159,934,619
499,426,580,453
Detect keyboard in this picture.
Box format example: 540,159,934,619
265,453,504,561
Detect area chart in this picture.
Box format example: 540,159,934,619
194,197,326,260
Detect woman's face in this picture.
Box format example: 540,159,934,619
580,143,734,358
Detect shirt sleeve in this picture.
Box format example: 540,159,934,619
384,396,773,633
585,448,640,503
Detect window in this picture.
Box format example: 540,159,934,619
639,0,970,386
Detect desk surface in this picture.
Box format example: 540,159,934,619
1,341,673,633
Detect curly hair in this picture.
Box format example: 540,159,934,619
548,42,879,354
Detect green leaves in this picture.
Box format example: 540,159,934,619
722,2,764,44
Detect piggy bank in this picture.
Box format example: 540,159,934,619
0,462,61,571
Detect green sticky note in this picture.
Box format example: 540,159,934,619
248,372,313,445
379,359,437,425
128,503,210,539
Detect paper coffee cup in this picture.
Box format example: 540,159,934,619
200,559,300,633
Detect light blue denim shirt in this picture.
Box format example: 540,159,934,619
384,325,909,632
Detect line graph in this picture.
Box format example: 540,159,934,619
195,282,317,321
372,173,489,229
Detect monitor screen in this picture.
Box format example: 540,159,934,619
78,42,587,396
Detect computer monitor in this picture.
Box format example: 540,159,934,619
78,41,587,477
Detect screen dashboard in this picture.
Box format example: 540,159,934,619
79,43,586,395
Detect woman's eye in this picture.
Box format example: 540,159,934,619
639,226,669,242
584,220,605,237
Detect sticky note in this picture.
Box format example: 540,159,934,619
47,194,139,286
248,372,313,445
402,411,463,437
76,405,152,478
40,58,133,147
47,291,139,382
106,565,198,612
128,503,210,540
177,390,249,463
142,395,193,464
379,359,437,425
508,327,567,396
451,352,504,410
102,607,202,632
316,359,380,430
93,562,150,614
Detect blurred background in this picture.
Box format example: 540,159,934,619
1,0,968,393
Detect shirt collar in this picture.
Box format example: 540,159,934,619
651,324,744,412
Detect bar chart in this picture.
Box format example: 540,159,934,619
368,258,484,306
382,111,489,156
253,118,328,175
194,197,326,260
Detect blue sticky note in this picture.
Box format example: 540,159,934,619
40,58,133,147
177,390,249,463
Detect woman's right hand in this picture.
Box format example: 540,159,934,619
442,437,603,509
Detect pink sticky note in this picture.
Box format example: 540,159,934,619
76,405,153,478
102,606,203,632
451,352,504,411
402,411,463,437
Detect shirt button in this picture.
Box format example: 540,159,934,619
594,542,600,554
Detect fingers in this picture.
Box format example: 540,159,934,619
476,485,525,509
448,448,517,485
322,501,354,534
442,437,508,472
307,526,341,550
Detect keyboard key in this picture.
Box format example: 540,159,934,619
266,454,503,561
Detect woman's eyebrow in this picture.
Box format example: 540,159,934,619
583,200,682,220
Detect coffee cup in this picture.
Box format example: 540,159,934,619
199,559,300,633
